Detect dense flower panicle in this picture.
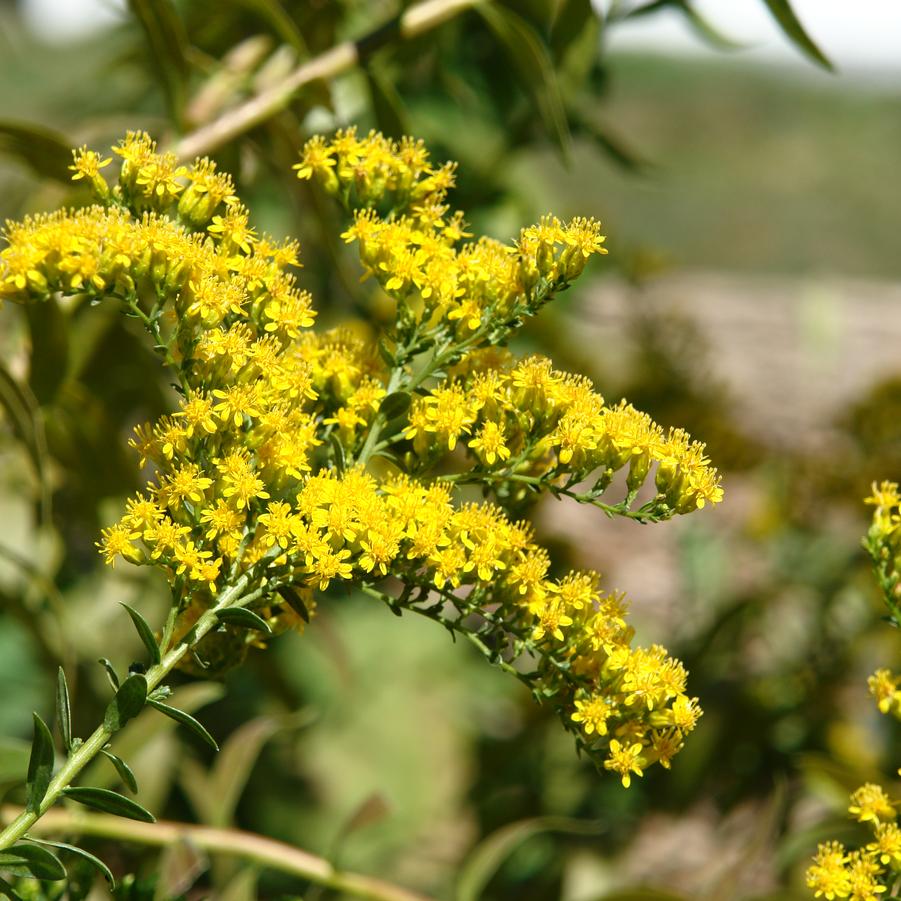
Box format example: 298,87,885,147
807,784,901,900
0,131,723,784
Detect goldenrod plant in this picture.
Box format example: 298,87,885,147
805,484,901,900
0,129,720,890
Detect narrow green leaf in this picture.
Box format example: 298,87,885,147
62,786,156,823
127,0,190,124
277,585,310,623
0,121,72,183
25,713,54,814
364,69,410,140
0,876,25,900
97,657,120,690
379,391,412,421
456,816,603,901
0,842,66,880
120,603,161,665
101,749,139,793
477,5,571,160
217,607,272,634
56,667,72,751
24,297,69,405
761,0,833,70
27,838,115,888
550,0,595,61
103,673,148,733
147,699,219,751
674,1,744,50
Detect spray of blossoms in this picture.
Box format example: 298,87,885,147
0,130,721,880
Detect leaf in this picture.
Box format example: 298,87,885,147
103,673,148,733
456,816,604,901
101,749,139,793
25,296,69,405
205,711,313,827
379,391,412,421
156,838,207,900
0,738,31,786
277,585,310,622
28,838,115,888
0,842,66,881
56,667,72,751
674,1,744,51
477,4,571,160
147,699,219,751
0,876,25,900
550,0,595,62
573,112,650,173
120,603,161,665
127,0,190,125
761,0,834,70
0,121,72,183
217,607,272,634
63,786,156,822
97,657,120,690
25,713,55,814
365,69,410,140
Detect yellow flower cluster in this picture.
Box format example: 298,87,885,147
0,130,721,783
807,783,900,900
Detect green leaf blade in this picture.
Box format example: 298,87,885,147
217,607,272,634
56,667,72,752
120,602,161,665
103,673,148,733
147,699,219,751
27,838,115,888
0,842,66,881
62,786,156,822
100,749,139,793
762,0,834,70
25,713,55,814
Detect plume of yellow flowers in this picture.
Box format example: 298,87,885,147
0,128,722,787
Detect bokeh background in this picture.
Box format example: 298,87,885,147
2,1,901,898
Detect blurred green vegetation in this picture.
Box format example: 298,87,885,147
1,1,900,899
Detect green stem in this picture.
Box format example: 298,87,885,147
172,0,488,161
0,574,253,851
7,807,434,901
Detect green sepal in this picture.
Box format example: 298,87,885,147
56,667,72,751
217,607,272,634
62,786,156,822
147,698,219,751
103,673,148,733
27,837,115,888
0,841,66,880
25,713,55,813
120,603,161,665
101,748,139,793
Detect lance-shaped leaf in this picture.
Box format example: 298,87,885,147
121,602,161,665
0,842,66,880
277,585,310,623
217,607,272,634
56,667,72,751
28,838,115,888
97,657,120,690
103,673,148,733
762,0,833,70
62,786,156,822
101,748,139,793
25,713,54,813
0,121,72,183
477,4,571,160
147,698,219,751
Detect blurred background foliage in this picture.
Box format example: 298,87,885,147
1,0,900,898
